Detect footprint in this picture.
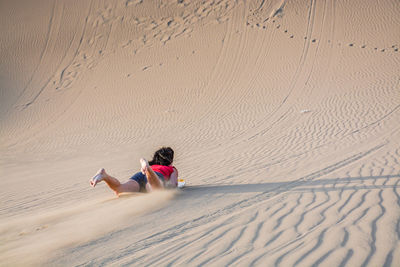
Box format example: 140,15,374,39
348,43,353,47
126,0,143,7
122,40,132,48
284,30,288,33
361,45,366,48
395,48,398,52
290,35,294,38
35,225,48,231
312,39,316,43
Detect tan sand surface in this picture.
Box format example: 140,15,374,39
1,0,399,266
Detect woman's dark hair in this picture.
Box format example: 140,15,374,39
149,147,174,166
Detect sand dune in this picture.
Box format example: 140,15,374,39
1,0,399,266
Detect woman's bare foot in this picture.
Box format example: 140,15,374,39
140,158,149,174
90,168,108,187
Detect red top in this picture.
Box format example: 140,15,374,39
151,165,175,180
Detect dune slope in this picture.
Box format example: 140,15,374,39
1,0,399,266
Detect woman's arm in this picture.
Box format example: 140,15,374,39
168,167,178,187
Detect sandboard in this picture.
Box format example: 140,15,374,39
178,178,186,188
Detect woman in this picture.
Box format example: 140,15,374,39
90,147,178,195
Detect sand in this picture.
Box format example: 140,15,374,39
1,0,399,266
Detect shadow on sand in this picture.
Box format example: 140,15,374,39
182,175,400,195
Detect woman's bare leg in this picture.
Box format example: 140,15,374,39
140,158,163,190
90,168,140,195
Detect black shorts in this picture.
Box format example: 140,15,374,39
130,171,164,192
